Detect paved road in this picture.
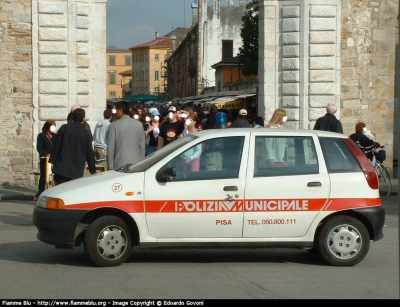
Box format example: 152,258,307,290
0,197,398,299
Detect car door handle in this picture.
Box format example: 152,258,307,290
224,186,238,191
307,182,321,187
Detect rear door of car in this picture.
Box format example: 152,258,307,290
243,131,331,238
144,132,249,239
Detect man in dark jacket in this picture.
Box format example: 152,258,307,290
230,109,251,128
313,103,343,133
67,104,93,140
203,104,219,130
50,108,96,185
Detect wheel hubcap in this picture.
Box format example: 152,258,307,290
97,226,127,260
327,224,361,259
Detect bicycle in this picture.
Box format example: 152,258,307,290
372,148,391,196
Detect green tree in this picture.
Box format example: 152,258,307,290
238,0,258,76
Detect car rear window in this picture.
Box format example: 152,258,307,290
320,137,362,173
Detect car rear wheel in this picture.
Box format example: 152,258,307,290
317,215,370,266
83,215,131,267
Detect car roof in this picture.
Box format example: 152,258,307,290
192,128,348,138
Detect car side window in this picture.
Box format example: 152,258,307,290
167,136,244,181
320,137,361,173
254,136,319,176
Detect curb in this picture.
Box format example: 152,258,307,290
0,195,36,201
0,185,36,201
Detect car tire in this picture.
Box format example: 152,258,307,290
83,215,132,267
317,215,370,267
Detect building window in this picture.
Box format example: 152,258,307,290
155,71,159,80
222,40,233,60
109,91,116,97
109,71,116,84
155,86,159,92
125,56,132,66
109,56,116,66
129,79,132,88
155,54,159,61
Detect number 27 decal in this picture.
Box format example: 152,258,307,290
112,183,122,193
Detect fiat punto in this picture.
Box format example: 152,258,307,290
33,128,385,267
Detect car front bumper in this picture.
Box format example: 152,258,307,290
33,207,90,249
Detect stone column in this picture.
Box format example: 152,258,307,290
258,0,341,128
32,0,107,171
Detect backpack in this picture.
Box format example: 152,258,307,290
375,149,386,163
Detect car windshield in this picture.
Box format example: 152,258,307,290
115,134,198,173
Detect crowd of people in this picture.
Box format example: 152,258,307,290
34,101,385,199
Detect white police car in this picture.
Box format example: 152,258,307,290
33,128,385,267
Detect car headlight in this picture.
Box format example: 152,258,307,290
37,196,65,209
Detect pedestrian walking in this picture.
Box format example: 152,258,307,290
156,106,184,149
67,104,93,138
50,108,96,185
93,109,112,171
107,100,145,170
265,108,288,167
230,109,251,128
34,120,56,199
313,103,343,133
145,109,162,156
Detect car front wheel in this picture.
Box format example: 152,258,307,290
317,215,370,266
83,215,132,267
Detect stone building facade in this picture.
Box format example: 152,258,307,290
0,0,398,186
0,0,106,185
197,0,249,92
259,0,398,176
106,48,131,100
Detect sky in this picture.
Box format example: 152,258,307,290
106,0,247,49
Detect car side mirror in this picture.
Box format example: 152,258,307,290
156,167,176,182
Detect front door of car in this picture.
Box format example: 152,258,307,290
243,133,331,238
144,135,248,239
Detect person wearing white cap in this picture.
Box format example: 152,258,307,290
156,106,184,150
230,109,251,128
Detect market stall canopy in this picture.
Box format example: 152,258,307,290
215,100,246,109
126,95,159,102
207,97,246,109
211,97,235,103
234,94,256,99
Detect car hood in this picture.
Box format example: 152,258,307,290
40,170,145,206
